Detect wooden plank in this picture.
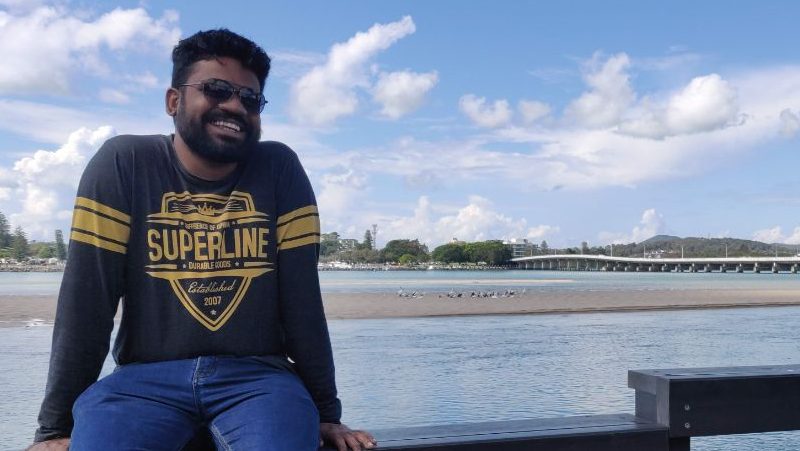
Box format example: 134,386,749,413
629,364,800,437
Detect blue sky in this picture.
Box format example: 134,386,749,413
1,0,799,248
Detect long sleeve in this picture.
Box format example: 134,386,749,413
35,140,130,442
275,147,342,424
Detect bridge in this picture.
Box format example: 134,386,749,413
511,254,800,273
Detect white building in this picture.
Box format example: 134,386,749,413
503,238,536,258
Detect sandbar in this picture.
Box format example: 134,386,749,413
3,289,800,327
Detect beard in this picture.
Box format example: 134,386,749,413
175,102,261,164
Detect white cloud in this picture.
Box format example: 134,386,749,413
565,52,634,128
331,57,800,192
621,74,740,138
316,168,368,225
598,209,665,244
752,226,800,244
0,6,180,94
125,71,160,89
527,225,559,239
289,16,416,126
666,74,739,133
99,88,131,104
270,50,327,79
374,196,559,247
372,70,438,119
518,100,551,124
780,109,800,137
0,99,172,143
459,94,512,128
4,126,115,239
753,226,784,243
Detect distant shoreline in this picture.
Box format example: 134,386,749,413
0,266,64,273
4,288,800,327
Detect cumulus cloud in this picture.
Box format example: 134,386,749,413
4,126,115,239
518,100,551,124
372,70,438,119
752,226,800,244
0,6,180,94
459,94,513,128
565,53,635,128
620,74,740,138
289,16,417,125
598,209,665,244
375,196,559,247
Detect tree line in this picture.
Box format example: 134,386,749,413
321,230,513,265
0,210,66,261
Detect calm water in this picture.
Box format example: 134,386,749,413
3,270,800,449
5,269,800,295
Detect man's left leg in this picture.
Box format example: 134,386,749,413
198,356,320,451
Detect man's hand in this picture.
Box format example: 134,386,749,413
320,422,376,450
26,438,70,451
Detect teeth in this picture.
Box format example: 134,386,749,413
212,120,241,132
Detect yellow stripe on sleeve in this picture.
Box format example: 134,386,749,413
278,234,320,251
75,197,131,224
70,230,127,254
276,205,318,226
72,209,130,245
277,215,320,244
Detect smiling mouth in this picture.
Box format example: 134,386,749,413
211,120,243,133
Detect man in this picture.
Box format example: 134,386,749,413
30,29,376,451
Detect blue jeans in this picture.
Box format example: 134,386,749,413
70,356,320,451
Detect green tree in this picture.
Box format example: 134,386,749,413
0,210,10,248
320,232,342,257
37,244,56,258
381,239,429,263
11,226,29,260
431,243,467,263
397,254,418,265
360,229,373,250
339,248,381,263
464,240,512,265
55,229,67,260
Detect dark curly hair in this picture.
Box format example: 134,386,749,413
171,29,271,90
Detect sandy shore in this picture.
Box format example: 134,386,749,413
3,289,800,326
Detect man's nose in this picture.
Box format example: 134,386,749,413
218,94,249,116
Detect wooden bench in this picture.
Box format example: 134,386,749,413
357,414,667,450
183,364,800,450
185,414,667,450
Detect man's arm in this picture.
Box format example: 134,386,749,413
274,147,341,423
273,146,376,450
33,140,130,443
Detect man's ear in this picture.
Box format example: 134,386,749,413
165,87,179,117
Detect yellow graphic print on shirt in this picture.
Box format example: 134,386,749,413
144,191,271,331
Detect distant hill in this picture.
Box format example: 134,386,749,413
641,235,682,244
613,236,799,258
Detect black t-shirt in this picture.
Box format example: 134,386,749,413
35,135,340,442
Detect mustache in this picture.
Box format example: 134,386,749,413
203,110,249,134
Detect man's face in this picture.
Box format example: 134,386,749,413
174,57,262,164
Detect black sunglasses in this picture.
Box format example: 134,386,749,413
179,78,267,114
